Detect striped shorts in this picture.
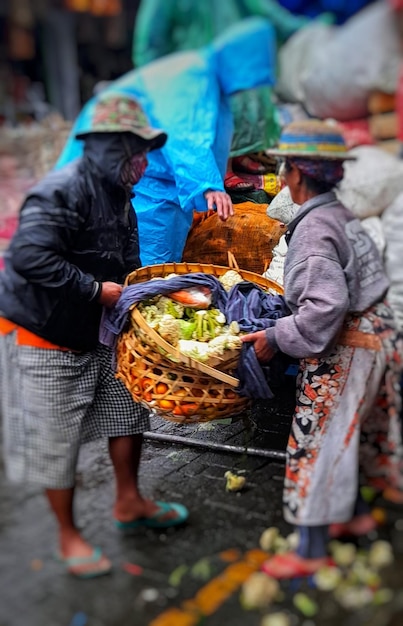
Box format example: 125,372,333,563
0,332,150,488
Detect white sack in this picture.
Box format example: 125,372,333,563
267,185,299,225
263,234,288,286
276,23,335,104
360,217,386,258
264,187,299,285
301,1,401,121
336,146,403,219
381,193,403,332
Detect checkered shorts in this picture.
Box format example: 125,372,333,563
0,332,150,488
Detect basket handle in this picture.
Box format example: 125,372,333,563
131,308,240,387
227,251,240,271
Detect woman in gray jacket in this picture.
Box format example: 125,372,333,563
242,119,403,578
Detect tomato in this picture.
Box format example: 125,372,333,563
180,403,199,416
158,399,175,410
140,377,153,391
174,388,188,398
172,405,184,416
156,382,168,394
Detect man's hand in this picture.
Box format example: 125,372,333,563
98,281,123,308
241,330,276,363
204,190,234,221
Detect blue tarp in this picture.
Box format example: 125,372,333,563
56,17,277,267
278,0,375,23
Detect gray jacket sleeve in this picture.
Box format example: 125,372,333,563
265,254,350,359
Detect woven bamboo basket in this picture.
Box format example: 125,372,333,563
116,257,283,423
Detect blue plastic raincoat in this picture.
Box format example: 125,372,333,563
56,18,277,266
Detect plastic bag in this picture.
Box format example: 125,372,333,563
169,287,212,309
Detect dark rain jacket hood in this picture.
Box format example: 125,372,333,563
83,132,147,188
0,137,142,351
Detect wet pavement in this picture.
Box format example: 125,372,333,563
1,393,403,626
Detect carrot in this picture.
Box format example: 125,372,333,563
169,286,211,309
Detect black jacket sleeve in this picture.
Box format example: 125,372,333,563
9,194,98,301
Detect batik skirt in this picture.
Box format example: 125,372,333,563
284,300,403,525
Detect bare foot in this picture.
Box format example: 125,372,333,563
114,497,180,524
329,513,377,538
59,530,111,577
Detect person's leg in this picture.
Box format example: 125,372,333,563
46,487,111,575
109,434,183,523
261,525,332,578
28,348,114,574
262,341,379,579
93,345,188,527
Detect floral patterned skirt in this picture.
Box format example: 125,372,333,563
283,301,403,525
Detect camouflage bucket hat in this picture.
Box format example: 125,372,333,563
75,94,167,149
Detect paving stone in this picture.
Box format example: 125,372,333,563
1,404,403,626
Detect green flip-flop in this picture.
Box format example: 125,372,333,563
115,501,189,531
55,546,112,579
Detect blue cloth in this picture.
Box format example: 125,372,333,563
56,18,277,267
224,282,292,398
100,275,291,399
278,0,375,23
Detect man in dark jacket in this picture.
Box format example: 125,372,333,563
0,94,188,578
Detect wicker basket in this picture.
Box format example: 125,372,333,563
116,258,283,424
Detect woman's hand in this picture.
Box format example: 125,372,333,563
204,190,234,221
98,282,123,308
241,330,276,363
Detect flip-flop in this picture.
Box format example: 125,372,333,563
261,553,335,579
224,172,254,191
55,546,112,579
115,501,189,531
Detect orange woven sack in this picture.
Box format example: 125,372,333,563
182,202,286,274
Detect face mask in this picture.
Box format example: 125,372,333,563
121,151,148,187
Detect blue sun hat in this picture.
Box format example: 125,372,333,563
267,119,355,160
